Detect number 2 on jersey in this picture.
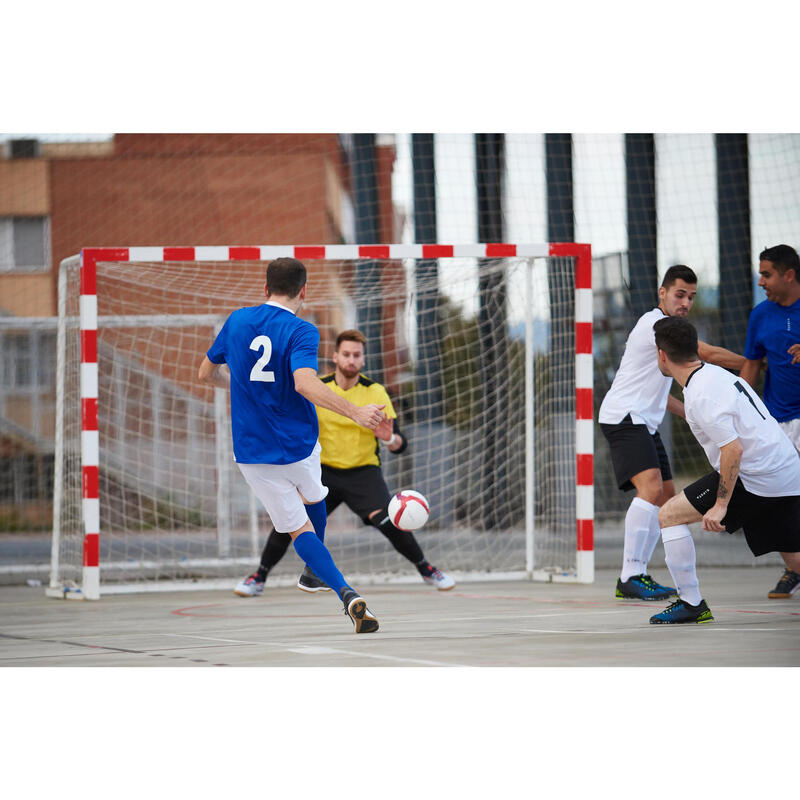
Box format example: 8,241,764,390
249,335,275,382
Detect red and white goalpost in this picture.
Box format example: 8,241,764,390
49,243,592,598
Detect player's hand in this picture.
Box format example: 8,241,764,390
788,344,800,364
701,503,727,532
374,417,394,442
354,403,386,430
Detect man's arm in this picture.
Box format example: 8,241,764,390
294,367,384,430
702,438,743,532
697,340,745,371
198,356,229,389
667,393,685,420
788,343,800,365
738,357,763,389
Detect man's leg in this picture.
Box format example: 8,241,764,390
641,479,677,563
649,490,713,624
768,552,800,598
235,499,325,595
622,472,660,580
296,499,335,592
234,527,292,596
290,519,379,633
367,507,456,590
615,469,675,600
768,420,800,598
258,529,293,580
657,489,703,607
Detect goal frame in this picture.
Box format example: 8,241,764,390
48,242,593,599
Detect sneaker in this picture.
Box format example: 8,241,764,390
649,598,714,625
234,573,264,597
297,565,332,593
340,589,379,634
767,569,800,599
422,566,456,591
616,573,677,601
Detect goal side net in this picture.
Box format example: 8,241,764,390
48,243,592,598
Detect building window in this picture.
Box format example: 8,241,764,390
0,216,50,272
0,331,56,389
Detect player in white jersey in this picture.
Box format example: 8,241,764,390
599,265,745,601
648,316,800,623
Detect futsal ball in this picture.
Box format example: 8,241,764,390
388,490,430,531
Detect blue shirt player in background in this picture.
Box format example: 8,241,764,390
740,244,800,601
198,257,386,633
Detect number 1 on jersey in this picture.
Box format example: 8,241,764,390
249,335,275,382
734,380,765,419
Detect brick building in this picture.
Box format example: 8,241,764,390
0,133,403,527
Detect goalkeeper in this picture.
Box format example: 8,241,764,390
234,329,455,596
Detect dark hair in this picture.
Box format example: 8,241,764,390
661,264,698,289
759,244,799,276
653,317,699,364
266,258,307,298
335,329,367,350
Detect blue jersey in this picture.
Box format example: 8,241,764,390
743,297,800,422
207,302,320,464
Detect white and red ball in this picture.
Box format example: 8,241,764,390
388,489,430,531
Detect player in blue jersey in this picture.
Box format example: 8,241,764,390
198,257,386,633
740,244,800,600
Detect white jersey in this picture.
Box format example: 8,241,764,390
598,307,673,434
683,362,800,497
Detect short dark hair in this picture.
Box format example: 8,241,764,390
653,317,699,364
335,329,367,350
661,264,698,289
759,244,799,276
266,258,307,298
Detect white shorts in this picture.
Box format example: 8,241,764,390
237,442,328,533
780,418,800,455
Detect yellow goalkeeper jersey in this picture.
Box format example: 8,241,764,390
316,373,397,469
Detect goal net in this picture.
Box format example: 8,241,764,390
49,243,592,598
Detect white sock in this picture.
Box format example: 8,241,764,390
662,524,702,606
642,511,662,569
621,497,659,581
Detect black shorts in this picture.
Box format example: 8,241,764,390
684,471,800,557
322,464,391,524
599,414,672,491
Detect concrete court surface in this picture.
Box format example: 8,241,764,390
0,566,798,668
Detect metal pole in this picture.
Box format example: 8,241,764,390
352,133,383,383
625,134,658,317
213,320,231,558
48,257,74,593
475,133,508,530
524,258,535,574
716,133,752,354
412,133,443,422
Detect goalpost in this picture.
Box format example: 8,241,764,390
47,243,592,599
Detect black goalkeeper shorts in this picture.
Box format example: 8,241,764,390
322,464,392,523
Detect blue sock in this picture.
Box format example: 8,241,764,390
304,500,327,543
293,531,350,596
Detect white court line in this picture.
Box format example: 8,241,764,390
162,633,468,667
523,625,797,635
343,609,634,625
522,629,645,635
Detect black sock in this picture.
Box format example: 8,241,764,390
257,529,292,581
370,508,425,566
